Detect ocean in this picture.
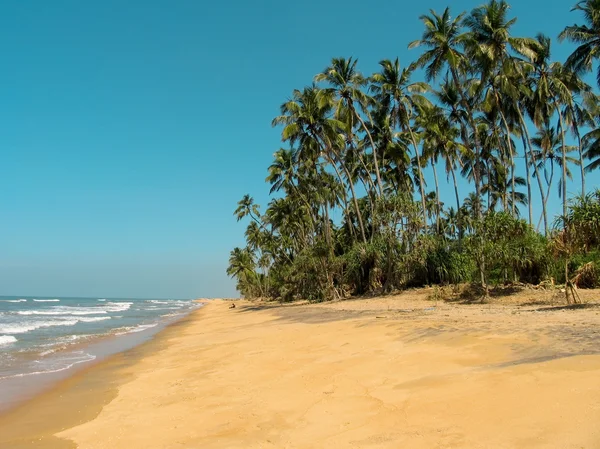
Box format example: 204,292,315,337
0,295,200,409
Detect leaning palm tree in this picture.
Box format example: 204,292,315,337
560,0,600,88
266,148,317,237
227,247,260,297
272,86,368,243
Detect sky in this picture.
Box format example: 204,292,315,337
0,0,598,299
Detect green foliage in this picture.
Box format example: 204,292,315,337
425,242,475,285
226,2,600,302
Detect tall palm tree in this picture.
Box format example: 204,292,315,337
315,57,384,195
272,86,368,243
461,1,546,232
528,34,586,221
418,103,465,231
410,8,485,220
560,0,600,88
370,58,430,223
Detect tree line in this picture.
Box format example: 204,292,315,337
228,0,600,302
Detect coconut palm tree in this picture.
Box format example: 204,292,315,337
314,57,384,196
528,34,587,221
410,7,485,220
272,86,368,243
583,125,600,171
560,0,600,88
370,58,430,223
460,2,547,232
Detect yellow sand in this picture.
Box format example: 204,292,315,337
47,296,600,449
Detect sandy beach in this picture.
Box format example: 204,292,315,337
2,289,600,448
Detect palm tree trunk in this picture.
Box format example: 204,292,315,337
538,161,555,231
405,122,428,225
516,106,548,235
497,105,517,217
450,66,482,220
432,163,441,234
327,149,368,244
449,65,485,292
449,163,461,213
323,205,333,253
310,130,368,244
556,103,569,219
522,135,534,226
575,124,585,195
351,104,384,196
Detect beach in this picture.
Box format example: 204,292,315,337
1,289,600,448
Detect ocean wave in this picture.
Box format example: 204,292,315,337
148,300,189,306
78,316,111,323
39,334,96,355
103,302,133,312
0,299,27,303
0,351,96,380
16,302,133,316
33,299,60,302
115,323,158,335
97,298,107,302
0,335,17,345
0,316,111,334
17,309,107,316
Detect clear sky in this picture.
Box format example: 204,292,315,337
0,0,597,298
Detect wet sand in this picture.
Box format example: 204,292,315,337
1,290,600,448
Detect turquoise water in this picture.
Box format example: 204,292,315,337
0,296,199,380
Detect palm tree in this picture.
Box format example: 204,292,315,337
410,8,486,220
370,58,430,223
272,86,368,243
235,194,262,226
460,1,546,232
528,34,587,222
531,126,578,206
266,148,317,237
315,57,384,195
227,247,259,297
417,103,465,232
582,125,600,171
560,0,600,88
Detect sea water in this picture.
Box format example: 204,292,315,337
0,296,200,408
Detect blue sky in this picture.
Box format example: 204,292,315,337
0,0,597,298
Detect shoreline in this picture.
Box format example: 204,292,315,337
2,292,600,448
0,300,204,414
0,303,208,448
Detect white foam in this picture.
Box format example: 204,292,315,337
148,300,188,306
33,299,60,302
0,335,17,345
103,302,133,312
0,351,96,380
16,302,132,317
97,298,107,302
115,323,158,335
78,316,111,323
17,309,107,316
0,316,110,334
0,299,27,303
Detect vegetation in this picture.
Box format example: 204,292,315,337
228,0,600,303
